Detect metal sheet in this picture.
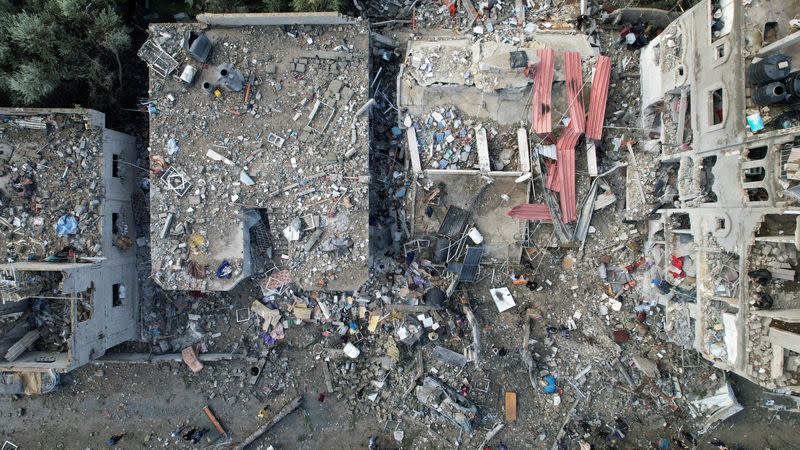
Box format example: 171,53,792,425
459,246,483,282
532,49,555,134
507,203,553,221
564,51,586,133
586,56,611,141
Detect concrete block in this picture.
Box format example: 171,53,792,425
339,87,354,106
772,345,785,379
329,79,343,93
769,327,800,354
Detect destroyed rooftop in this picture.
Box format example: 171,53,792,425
0,111,107,263
146,21,370,292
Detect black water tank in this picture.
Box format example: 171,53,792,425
423,287,445,308
786,72,800,101
752,81,788,105
748,54,791,85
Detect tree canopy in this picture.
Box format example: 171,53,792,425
0,0,131,106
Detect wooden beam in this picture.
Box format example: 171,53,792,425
505,391,517,421
4,329,40,362
235,395,303,450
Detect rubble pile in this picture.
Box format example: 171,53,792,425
0,114,107,262
145,22,371,291
10,1,800,448
406,107,519,171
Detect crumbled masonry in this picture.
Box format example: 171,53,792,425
4,1,800,449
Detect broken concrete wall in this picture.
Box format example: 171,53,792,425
0,108,140,373
0,259,139,372
0,108,105,127
399,34,593,126
640,0,746,154
399,81,531,125
70,260,139,369
197,12,355,27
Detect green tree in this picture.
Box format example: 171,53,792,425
0,0,130,106
263,0,289,12
291,0,341,12
185,0,247,13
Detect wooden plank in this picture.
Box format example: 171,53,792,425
4,329,40,362
505,391,517,422
203,405,228,438
235,396,303,450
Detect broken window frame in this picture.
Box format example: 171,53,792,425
137,39,180,79
112,283,124,307
708,87,725,128
160,166,192,197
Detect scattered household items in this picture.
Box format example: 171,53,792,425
188,32,212,62
415,376,477,432
216,63,245,92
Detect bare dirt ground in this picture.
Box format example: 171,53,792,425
0,268,798,449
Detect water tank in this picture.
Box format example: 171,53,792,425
423,287,445,308
786,72,800,101
752,81,788,105
748,54,791,85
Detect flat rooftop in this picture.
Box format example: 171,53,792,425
0,111,105,263
146,19,370,292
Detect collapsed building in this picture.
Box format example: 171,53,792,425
0,108,139,375
639,0,800,391
143,13,371,292
398,31,609,273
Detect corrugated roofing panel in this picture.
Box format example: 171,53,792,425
564,51,586,133
532,49,555,134
586,55,611,141
507,203,553,221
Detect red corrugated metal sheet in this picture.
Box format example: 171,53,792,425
507,203,553,221
532,49,555,134
545,159,560,192
564,51,586,133
557,126,581,223
586,55,611,141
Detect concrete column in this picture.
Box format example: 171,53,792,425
407,128,422,173
476,127,490,172
772,344,785,379
517,128,530,173
586,142,598,177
